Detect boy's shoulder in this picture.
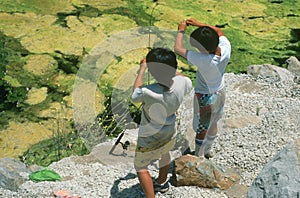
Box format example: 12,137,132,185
143,83,164,94
173,75,192,90
173,75,190,81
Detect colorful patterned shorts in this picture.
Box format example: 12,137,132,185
193,88,226,134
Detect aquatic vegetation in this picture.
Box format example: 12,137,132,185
0,0,299,163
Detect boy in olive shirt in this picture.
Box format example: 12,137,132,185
132,48,192,197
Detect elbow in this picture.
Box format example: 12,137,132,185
174,45,181,54
173,45,178,53
217,29,225,37
174,46,186,58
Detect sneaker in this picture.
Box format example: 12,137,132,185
153,179,169,193
204,151,214,159
194,144,214,159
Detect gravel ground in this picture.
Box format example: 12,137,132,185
0,73,299,198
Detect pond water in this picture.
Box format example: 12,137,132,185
0,121,53,159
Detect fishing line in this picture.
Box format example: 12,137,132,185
147,2,159,85
148,2,159,50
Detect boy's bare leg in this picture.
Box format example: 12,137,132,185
156,153,171,184
137,169,155,198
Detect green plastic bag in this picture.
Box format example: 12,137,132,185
29,168,62,182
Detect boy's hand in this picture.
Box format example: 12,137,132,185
186,18,198,26
186,18,224,36
139,58,147,71
178,20,187,31
140,58,146,65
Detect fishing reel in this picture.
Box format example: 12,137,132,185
109,131,130,155
119,140,130,150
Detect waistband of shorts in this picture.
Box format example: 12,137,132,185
136,140,169,152
195,88,225,97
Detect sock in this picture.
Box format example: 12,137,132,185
194,139,203,156
195,135,216,157
204,135,216,154
195,139,203,146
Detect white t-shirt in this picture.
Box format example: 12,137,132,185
132,75,192,148
187,36,231,94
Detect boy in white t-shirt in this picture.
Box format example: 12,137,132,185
132,48,192,197
174,18,231,158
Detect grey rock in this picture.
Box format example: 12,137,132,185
247,64,294,84
0,158,30,191
247,138,300,197
286,56,300,84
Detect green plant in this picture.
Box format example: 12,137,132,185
53,51,82,74
98,84,127,137
20,131,89,167
20,105,90,167
98,83,141,137
0,34,8,106
256,106,262,116
0,32,30,111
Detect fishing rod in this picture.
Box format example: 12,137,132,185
147,1,159,85
109,1,160,155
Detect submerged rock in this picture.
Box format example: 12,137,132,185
25,87,48,105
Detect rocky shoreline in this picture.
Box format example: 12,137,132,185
1,62,300,197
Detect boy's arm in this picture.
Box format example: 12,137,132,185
174,21,188,59
133,59,147,89
186,18,224,37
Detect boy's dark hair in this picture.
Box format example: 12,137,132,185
190,26,219,52
146,48,177,88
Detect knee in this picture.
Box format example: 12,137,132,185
196,130,207,139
